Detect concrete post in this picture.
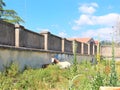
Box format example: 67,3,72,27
73,40,76,54
94,45,97,55
62,38,65,52
93,44,95,55
88,43,90,55
15,24,20,47
15,24,25,47
40,31,50,50
81,43,84,55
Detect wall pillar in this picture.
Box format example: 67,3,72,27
15,24,20,47
88,43,90,55
73,40,78,54
62,38,65,52
15,24,24,47
81,43,84,55
40,31,50,51
93,44,95,55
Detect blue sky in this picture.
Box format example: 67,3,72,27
4,0,120,40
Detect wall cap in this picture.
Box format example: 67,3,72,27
40,31,51,34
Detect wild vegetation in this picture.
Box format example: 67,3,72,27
0,60,120,90
0,41,120,90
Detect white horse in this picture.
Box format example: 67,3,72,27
51,58,71,69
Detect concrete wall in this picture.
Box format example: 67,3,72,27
94,45,97,54
90,42,94,55
0,20,15,46
62,38,72,53
83,43,88,55
48,33,62,51
0,21,97,71
41,31,62,51
101,45,120,58
76,41,81,54
0,21,97,55
0,46,93,71
0,46,51,71
19,27,44,49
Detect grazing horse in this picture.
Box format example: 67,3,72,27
51,58,71,69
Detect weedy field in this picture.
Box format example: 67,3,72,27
0,60,120,90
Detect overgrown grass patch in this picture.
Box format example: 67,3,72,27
0,60,120,90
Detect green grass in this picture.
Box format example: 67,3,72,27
0,60,120,90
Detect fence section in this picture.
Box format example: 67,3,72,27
0,20,15,46
62,38,72,53
18,26,44,49
101,45,120,58
83,43,88,55
76,41,82,54
0,21,97,55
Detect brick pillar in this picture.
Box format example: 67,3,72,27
81,43,84,54
15,24,20,47
88,43,90,55
40,31,50,50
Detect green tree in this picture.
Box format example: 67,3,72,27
0,0,24,24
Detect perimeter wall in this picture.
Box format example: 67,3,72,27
0,20,97,71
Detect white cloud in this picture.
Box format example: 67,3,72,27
81,27,113,40
74,14,93,26
91,2,98,7
79,2,98,14
72,13,120,30
72,2,120,30
58,32,67,37
92,13,119,26
71,2,120,40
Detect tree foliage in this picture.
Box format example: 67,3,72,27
0,0,24,24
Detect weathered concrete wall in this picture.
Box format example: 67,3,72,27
0,46,51,71
0,21,97,55
41,32,62,51
84,43,88,55
48,33,62,51
19,27,44,49
94,45,97,54
76,41,81,54
90,42,94,55
101,45,120,58
0,20,15,46
0,21,97,71
0,46,93,71
62,38,72,53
